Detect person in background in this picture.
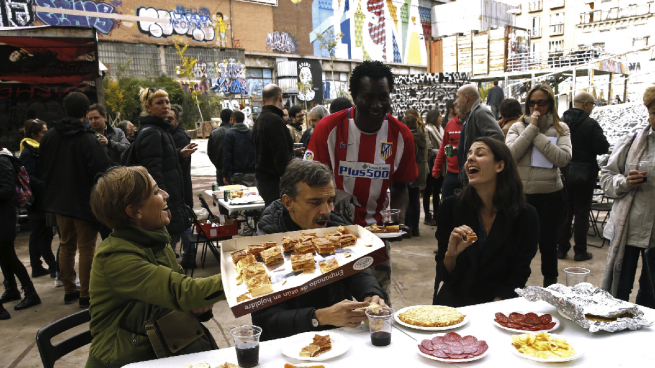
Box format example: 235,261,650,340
443,100,456,129
252,84,294,207
557,92,609,262
613,95,622,105
402,114,427,237
116,120,136,143
506,84,571,287
486,80,505,120
40,92,111,308
282,107,290,123
86,166,224,368
88,104,130,165
600,86,655,307
433,137,539,307
0,140,42,311
207,108,232,215
301,105,329,148
287,106,305,144
498,98,523,137
433,103,462,199
19,119,56,278
424,109,444,226
253,159,386,341
222,111,256,186
329,97,354,114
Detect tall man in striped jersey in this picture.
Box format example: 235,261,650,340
305,61,418,301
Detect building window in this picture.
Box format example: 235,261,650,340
322,72,349,100
532,16,541,38
633,36,649,47
549,13,564,35
549,40,563,52
550,0,564,9
246,68,273,98
528,0,542,12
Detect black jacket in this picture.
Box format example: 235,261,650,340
300,127,314,148
561,108,610,185
170,125,193,208
252,105,294,182
434,196,539,308
207,123,231,171
102,125,131,165
19,143,46,219
253,200,385,341
222,123,255,179
133,115,187,234
40,117,110,225
0,151,20,241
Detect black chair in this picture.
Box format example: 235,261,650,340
184,205,220,277
197,193,217,220
36,310,92,368
589,201,613,248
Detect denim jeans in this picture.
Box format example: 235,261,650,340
180,227,195,263
441,172,462,200
616,245,655,308
405,187,421,229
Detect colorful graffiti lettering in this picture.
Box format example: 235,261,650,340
0,0,35,27
266,31,297,54
136,6,215,42
210,59,248,95
35,0,117,34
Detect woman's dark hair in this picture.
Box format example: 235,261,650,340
426,109,441,127
402,115,419,130
349,60,394,98
499,98,522,120
19,119,47,139
445,99,455,116
459,136,525,219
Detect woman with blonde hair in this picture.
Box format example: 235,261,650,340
506,83,572,287
600,86,655,307
130,88,198,268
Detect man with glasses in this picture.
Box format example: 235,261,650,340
287,105,305,144
557,91,610,262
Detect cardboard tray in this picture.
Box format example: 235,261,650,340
220,225,389,318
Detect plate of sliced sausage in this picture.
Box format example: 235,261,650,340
417,332,490,363
493,311,560,334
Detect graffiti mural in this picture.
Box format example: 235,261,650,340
310,0,430,65
590,102,650,148
266,31,297,54
1,0,35,27
213,12,229,47
391,72,471,117
35,0,118,34
210,59,248,95
137,6,216,42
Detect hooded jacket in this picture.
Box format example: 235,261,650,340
0,149,21,241
86,225,224,368
40,117,111,224
222,122,255,179
19,140,46,219
133,115,187,234
561,108,610,185
171,125,193,208
252,200,386,341
101,125,130,165
207,123,231,171
252,105,294,182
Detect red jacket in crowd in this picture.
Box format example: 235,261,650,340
432,116,461,177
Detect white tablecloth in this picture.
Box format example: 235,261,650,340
124,297,655,368
204,190,266,212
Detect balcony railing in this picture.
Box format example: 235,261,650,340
506,47,603,73
549,23,564,35
550,0,564,9
531,28,542,38
579,4,653,24
528,1,542,12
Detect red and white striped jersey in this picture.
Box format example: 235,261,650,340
305,107,418,226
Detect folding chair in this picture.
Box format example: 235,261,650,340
197,193,217,220
36,310,92,368
589,201,613,249
184,205,220,277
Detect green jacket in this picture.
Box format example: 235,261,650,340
86,225,225,368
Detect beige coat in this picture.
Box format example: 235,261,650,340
287,124,304,144
506,114,572,194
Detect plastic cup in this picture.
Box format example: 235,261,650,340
365,307,395,347
230,325,262,367
638,161,649,182
564,267,590,286
380,209,401,226
629,162,638,171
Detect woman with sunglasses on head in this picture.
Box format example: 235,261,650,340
506,84,572,287
130,88,198,267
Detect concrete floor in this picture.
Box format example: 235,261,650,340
0,141,639,368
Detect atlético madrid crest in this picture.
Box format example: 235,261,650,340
380,142,393,160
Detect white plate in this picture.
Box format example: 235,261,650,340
287,364,333,368
510,334,585,363
417,333,490,363
371,231,405,239
394,305,470,331
493,311,560,334
281,331,351,362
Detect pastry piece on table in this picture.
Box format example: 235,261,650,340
247,244,265,258
385,225,400,233
358,302,383,328
313,238,336,255
299,344,321,357
369,223,386,233
230,249,248,265
246,274,273,297
319,258,339,274
291,253,315,273
301,232,317,238
243,262,267,280
295,238,316,255
261,246,284,266
261,241,277,250
339,234,357,246
337,226,352,235
236,292,251,303
313,334,332,354
235,254,257,284
324,233,343,248
281,236,300,252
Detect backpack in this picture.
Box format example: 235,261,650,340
15,166,32,207
120,127,149,166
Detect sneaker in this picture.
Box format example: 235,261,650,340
31,267,50,278
75,278,81,289
64,291,80,305
557,250,567,259
54,278,63,287
574,252,593,262
79,297,90,309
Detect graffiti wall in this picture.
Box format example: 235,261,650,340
391,72,471,117
590,102,650,148
34,0,119,34
176,58,250,96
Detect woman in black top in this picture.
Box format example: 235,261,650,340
433,137,539,307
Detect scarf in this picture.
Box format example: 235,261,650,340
20,138,39,154
601,125,651,296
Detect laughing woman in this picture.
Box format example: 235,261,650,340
433,137,539,307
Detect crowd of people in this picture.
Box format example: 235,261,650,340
0,60,653,368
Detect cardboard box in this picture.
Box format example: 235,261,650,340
220,225,389,318
197,218,239,239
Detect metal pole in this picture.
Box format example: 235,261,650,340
572,68,576,96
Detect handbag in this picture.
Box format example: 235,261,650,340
144,306,218,358
563,161,593,187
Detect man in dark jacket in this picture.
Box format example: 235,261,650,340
222,111,255,186
557,92,610,262
207,108,233,184
252,84,294,206
253,159,387,341
40,92,111,307
486,80,504,119
88,104,130,165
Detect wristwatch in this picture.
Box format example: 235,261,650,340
311,310,319,328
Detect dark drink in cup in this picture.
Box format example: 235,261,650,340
235,341,260,367
371,331,391,346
